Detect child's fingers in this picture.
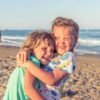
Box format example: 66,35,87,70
16,50,29,67
16,51,23,65
23,51,28,63
20,52,24,64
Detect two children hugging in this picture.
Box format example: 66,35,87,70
3,17,79,100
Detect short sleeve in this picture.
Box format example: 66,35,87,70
57,52,76,74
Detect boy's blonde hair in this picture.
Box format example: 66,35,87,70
52,17,79,40
22,30,54,50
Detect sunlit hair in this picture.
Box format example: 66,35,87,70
22,30,54,50
52,17,79,40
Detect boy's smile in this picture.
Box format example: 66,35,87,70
53,26,75,55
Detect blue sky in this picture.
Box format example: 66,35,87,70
0,0,100,29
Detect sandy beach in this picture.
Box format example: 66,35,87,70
0,45,100,100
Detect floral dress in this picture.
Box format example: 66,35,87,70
39,52,76,100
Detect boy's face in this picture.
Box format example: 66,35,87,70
52,26,75,55
33,40,54,65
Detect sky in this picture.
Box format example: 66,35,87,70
0,0,100,29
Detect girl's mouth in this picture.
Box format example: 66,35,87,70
43,57,51,61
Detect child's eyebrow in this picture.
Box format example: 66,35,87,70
54,36,60,38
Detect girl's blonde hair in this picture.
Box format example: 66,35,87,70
22,30,54,51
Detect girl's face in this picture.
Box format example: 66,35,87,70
52,26,75,55
33,40,54,65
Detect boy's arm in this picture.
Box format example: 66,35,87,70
24,69,45,100
25,61,69,86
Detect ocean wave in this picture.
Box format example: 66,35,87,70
2,39,22,44
75,49,100,55
0,42,21,47
78,38,100,46
2,36,26,40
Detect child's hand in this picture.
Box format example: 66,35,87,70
16,47,31,66
18,60,32,69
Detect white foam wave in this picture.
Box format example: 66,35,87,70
2,36,26,40
2,39,22,44
0,42,21,47
78,38,100,46
75,49,100,55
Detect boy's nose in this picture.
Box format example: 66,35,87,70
59,39,65,45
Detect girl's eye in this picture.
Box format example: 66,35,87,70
50,49,54,53
54,37,60,41
65,38,70,40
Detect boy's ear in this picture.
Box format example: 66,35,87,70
74,36,78,43
72,34,78,41
73,36,78,47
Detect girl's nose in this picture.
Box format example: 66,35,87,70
47,52,53,58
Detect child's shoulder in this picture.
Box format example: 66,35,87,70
53,52,75,60
64,51,74,55
50,52,75,65
49,52,76,70
63,52,75,58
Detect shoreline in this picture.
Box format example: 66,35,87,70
1,44,100,56
0,45,100,100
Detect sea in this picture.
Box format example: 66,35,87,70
0,29,100,55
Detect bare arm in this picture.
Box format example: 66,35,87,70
24,61,69,86
24,69,45,100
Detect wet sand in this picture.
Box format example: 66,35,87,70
0,45,100,100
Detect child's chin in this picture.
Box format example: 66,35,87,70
58,51,66,55
41,61,49,66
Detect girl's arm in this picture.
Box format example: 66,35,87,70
24,61,69,85
24,69,45,100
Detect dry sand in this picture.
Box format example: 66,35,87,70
0,45,100,100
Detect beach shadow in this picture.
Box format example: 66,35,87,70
66,90,78,96
61,90,78,98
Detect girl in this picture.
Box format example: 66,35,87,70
17,17,79,100
3,31,54,100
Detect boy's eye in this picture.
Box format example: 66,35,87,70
55,37,71,40
64,37,73,40
65,37,71,40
